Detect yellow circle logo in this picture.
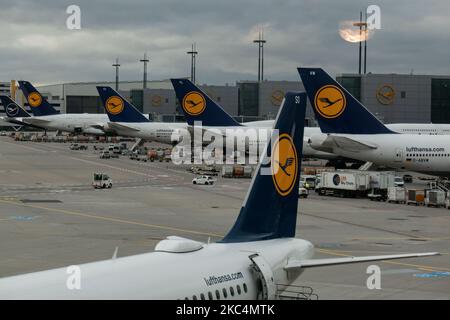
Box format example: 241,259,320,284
376,84,395,105
182,91,206,116
271,90,285,106
314,85,346,119
151,95,162,107
271,133,298,196
106,96,124,115
28,92,42,108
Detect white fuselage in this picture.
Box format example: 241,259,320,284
0,238,314,299
20,114,112,135
108,122,187,144
312,133,450,177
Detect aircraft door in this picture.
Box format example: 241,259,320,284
248,253,276,300
394,148,403,162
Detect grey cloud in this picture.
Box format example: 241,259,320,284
0,0,449,85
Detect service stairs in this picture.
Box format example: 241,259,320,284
275,284,318,300
436,180,450,192
358,161,375,171
130,138,145,152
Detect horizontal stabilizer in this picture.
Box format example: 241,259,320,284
285,252,440,269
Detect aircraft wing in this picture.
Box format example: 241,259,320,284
107,122,140,132
330,135,378,151
284,252,439,269
22,118,51,126
312,134,378,153
2,117,46,129
90,123,106,130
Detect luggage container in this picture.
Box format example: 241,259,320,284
406,189,425,206
425,190,445,207
221,166,233,178
387,187,406,204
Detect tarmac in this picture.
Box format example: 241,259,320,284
0,136,449,299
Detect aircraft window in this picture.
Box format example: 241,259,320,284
215,290,221,300
222,288,228,299
243,283,248,293
192,295,198,300
230,286,235,296
208,292,213,300
237,285,242,295
200,293,205,300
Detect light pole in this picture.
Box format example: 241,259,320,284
353,15,368,74
187,43,198,83
253,30,266,82
112,58,120,90
140,53,149,89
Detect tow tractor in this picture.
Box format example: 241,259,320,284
93,173,112,189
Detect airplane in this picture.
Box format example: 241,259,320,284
170,78,450,165
0,91,438,299
299,67,450,177
170,78,338,160
96,86,187,145
16,81,122,136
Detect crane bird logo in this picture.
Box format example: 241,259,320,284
271,133,298,196
6,104,19,117
105,96,124,115
182,91,206,116
28,92,42,108
314,85,346,119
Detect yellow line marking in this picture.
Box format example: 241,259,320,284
0,199,222,238
317,248,449,272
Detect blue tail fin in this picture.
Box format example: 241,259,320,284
298,68,394,134
96,87,149,123
0,95,30,118
221,92,306,243
170,78,242,127
18,81,58,116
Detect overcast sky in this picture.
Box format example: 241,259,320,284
1,0,449,85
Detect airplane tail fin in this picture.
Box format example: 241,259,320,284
0,95,30,118
96,87,149,123
298,67,394,134
170,78,242,127
18,81,58,116
221,92,306,243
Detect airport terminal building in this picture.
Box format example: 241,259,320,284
1,73,450,126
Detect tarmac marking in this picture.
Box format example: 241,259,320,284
0,140,47,153
0,198,222,238
317,248,450,272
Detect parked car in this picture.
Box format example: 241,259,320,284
69,143,80,150
92,173,112,189
298,186,309,198
192,175,215,185
99,151,111,159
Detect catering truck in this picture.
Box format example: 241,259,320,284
315,171,370,198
